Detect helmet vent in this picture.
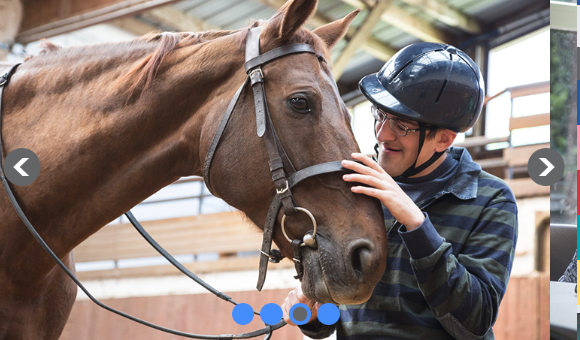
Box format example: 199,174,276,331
435,53,455,104
435,80,448,104
388,49,445,83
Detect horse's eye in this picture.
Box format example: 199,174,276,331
289,97,310,113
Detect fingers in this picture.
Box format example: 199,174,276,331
282,299,296,326
342,173,384,189
350,152,384,173
282,287,320,326
351,185,383,199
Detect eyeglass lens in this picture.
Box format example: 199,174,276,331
372,106,408,136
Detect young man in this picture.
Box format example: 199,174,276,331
282,43,518,339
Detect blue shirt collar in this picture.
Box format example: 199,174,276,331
435,147,481,200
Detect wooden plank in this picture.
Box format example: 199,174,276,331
143,6,220,32
333,0,394,79
534,211,550,272
253,0,397,62
61,289,305,340
475,158,507,169
505,178,549,198
74,212,263,262
18,0,182,43
76,256,294,280
340,0,454,43
400,0,481,34
453,136,509,148
508,81,549,99
110,17,159,36
508,113,550,131
503,143,550,167
538,272,550,340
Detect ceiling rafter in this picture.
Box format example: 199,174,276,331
340,0,454,43
142,6,221,32
254,0,398,64
400,0,481,34
333,0,394,79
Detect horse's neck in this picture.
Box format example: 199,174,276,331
0,35,246,264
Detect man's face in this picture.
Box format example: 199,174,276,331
375,113,438,177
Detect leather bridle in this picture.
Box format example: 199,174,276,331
0,26,354,339
204,27,354,291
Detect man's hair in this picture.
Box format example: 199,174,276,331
425,126,445,140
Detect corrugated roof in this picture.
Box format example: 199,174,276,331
133,0,549,96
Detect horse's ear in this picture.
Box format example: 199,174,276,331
313,9,360,49
262,0,318,42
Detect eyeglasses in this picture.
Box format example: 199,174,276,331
370,106,420,137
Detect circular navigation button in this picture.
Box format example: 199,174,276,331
317,303,340,325
3,148,41,186
527,148,564,186
289,303,311,325
260,303,282,325
232,303,254,325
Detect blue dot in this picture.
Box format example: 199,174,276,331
289,303,311,325
232,303,254,325
317,303,340,325
260,303,283,325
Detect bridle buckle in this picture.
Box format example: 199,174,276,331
276,180,289,194
249,68,263,78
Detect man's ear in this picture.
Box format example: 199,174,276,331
435,129,457,152
313,9,360,49
261,0,318,44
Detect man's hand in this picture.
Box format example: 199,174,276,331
282,286,321,326
342,153,425,231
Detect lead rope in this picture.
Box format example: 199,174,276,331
0,67,281,339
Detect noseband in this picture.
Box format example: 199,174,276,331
0,26,354,339
203,27,354,290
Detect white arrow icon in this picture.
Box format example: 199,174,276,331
14,158,29,176
539,158,554,177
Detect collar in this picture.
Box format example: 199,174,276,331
434,147,481,201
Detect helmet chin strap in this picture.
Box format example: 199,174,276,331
373,121,444,177
399,123,444,178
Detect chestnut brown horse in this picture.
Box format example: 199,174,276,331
0,0,387,338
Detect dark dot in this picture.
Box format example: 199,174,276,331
293,306,308,321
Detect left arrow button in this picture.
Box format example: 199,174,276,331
4,149,40,186
14,158,29,176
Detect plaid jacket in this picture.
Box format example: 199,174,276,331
300,147,518,340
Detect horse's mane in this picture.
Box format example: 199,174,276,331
17,19,324,100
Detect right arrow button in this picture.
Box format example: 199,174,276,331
538,158,554,177
528,148,564,186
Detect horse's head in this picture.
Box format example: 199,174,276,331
205,0,387,305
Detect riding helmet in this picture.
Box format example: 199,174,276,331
359,42,484,132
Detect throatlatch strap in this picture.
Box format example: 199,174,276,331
203,78,249,196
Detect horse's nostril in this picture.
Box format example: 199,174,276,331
349,240,374,280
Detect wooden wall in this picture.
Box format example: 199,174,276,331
61,273,550,340
61,289,304,340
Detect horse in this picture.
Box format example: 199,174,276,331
0,0,388,338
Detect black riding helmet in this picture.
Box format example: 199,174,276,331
359,42,485,177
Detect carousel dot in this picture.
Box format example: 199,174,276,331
289,303,311,325
260,303,283,325
232,303,254,325
317,303,340,325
